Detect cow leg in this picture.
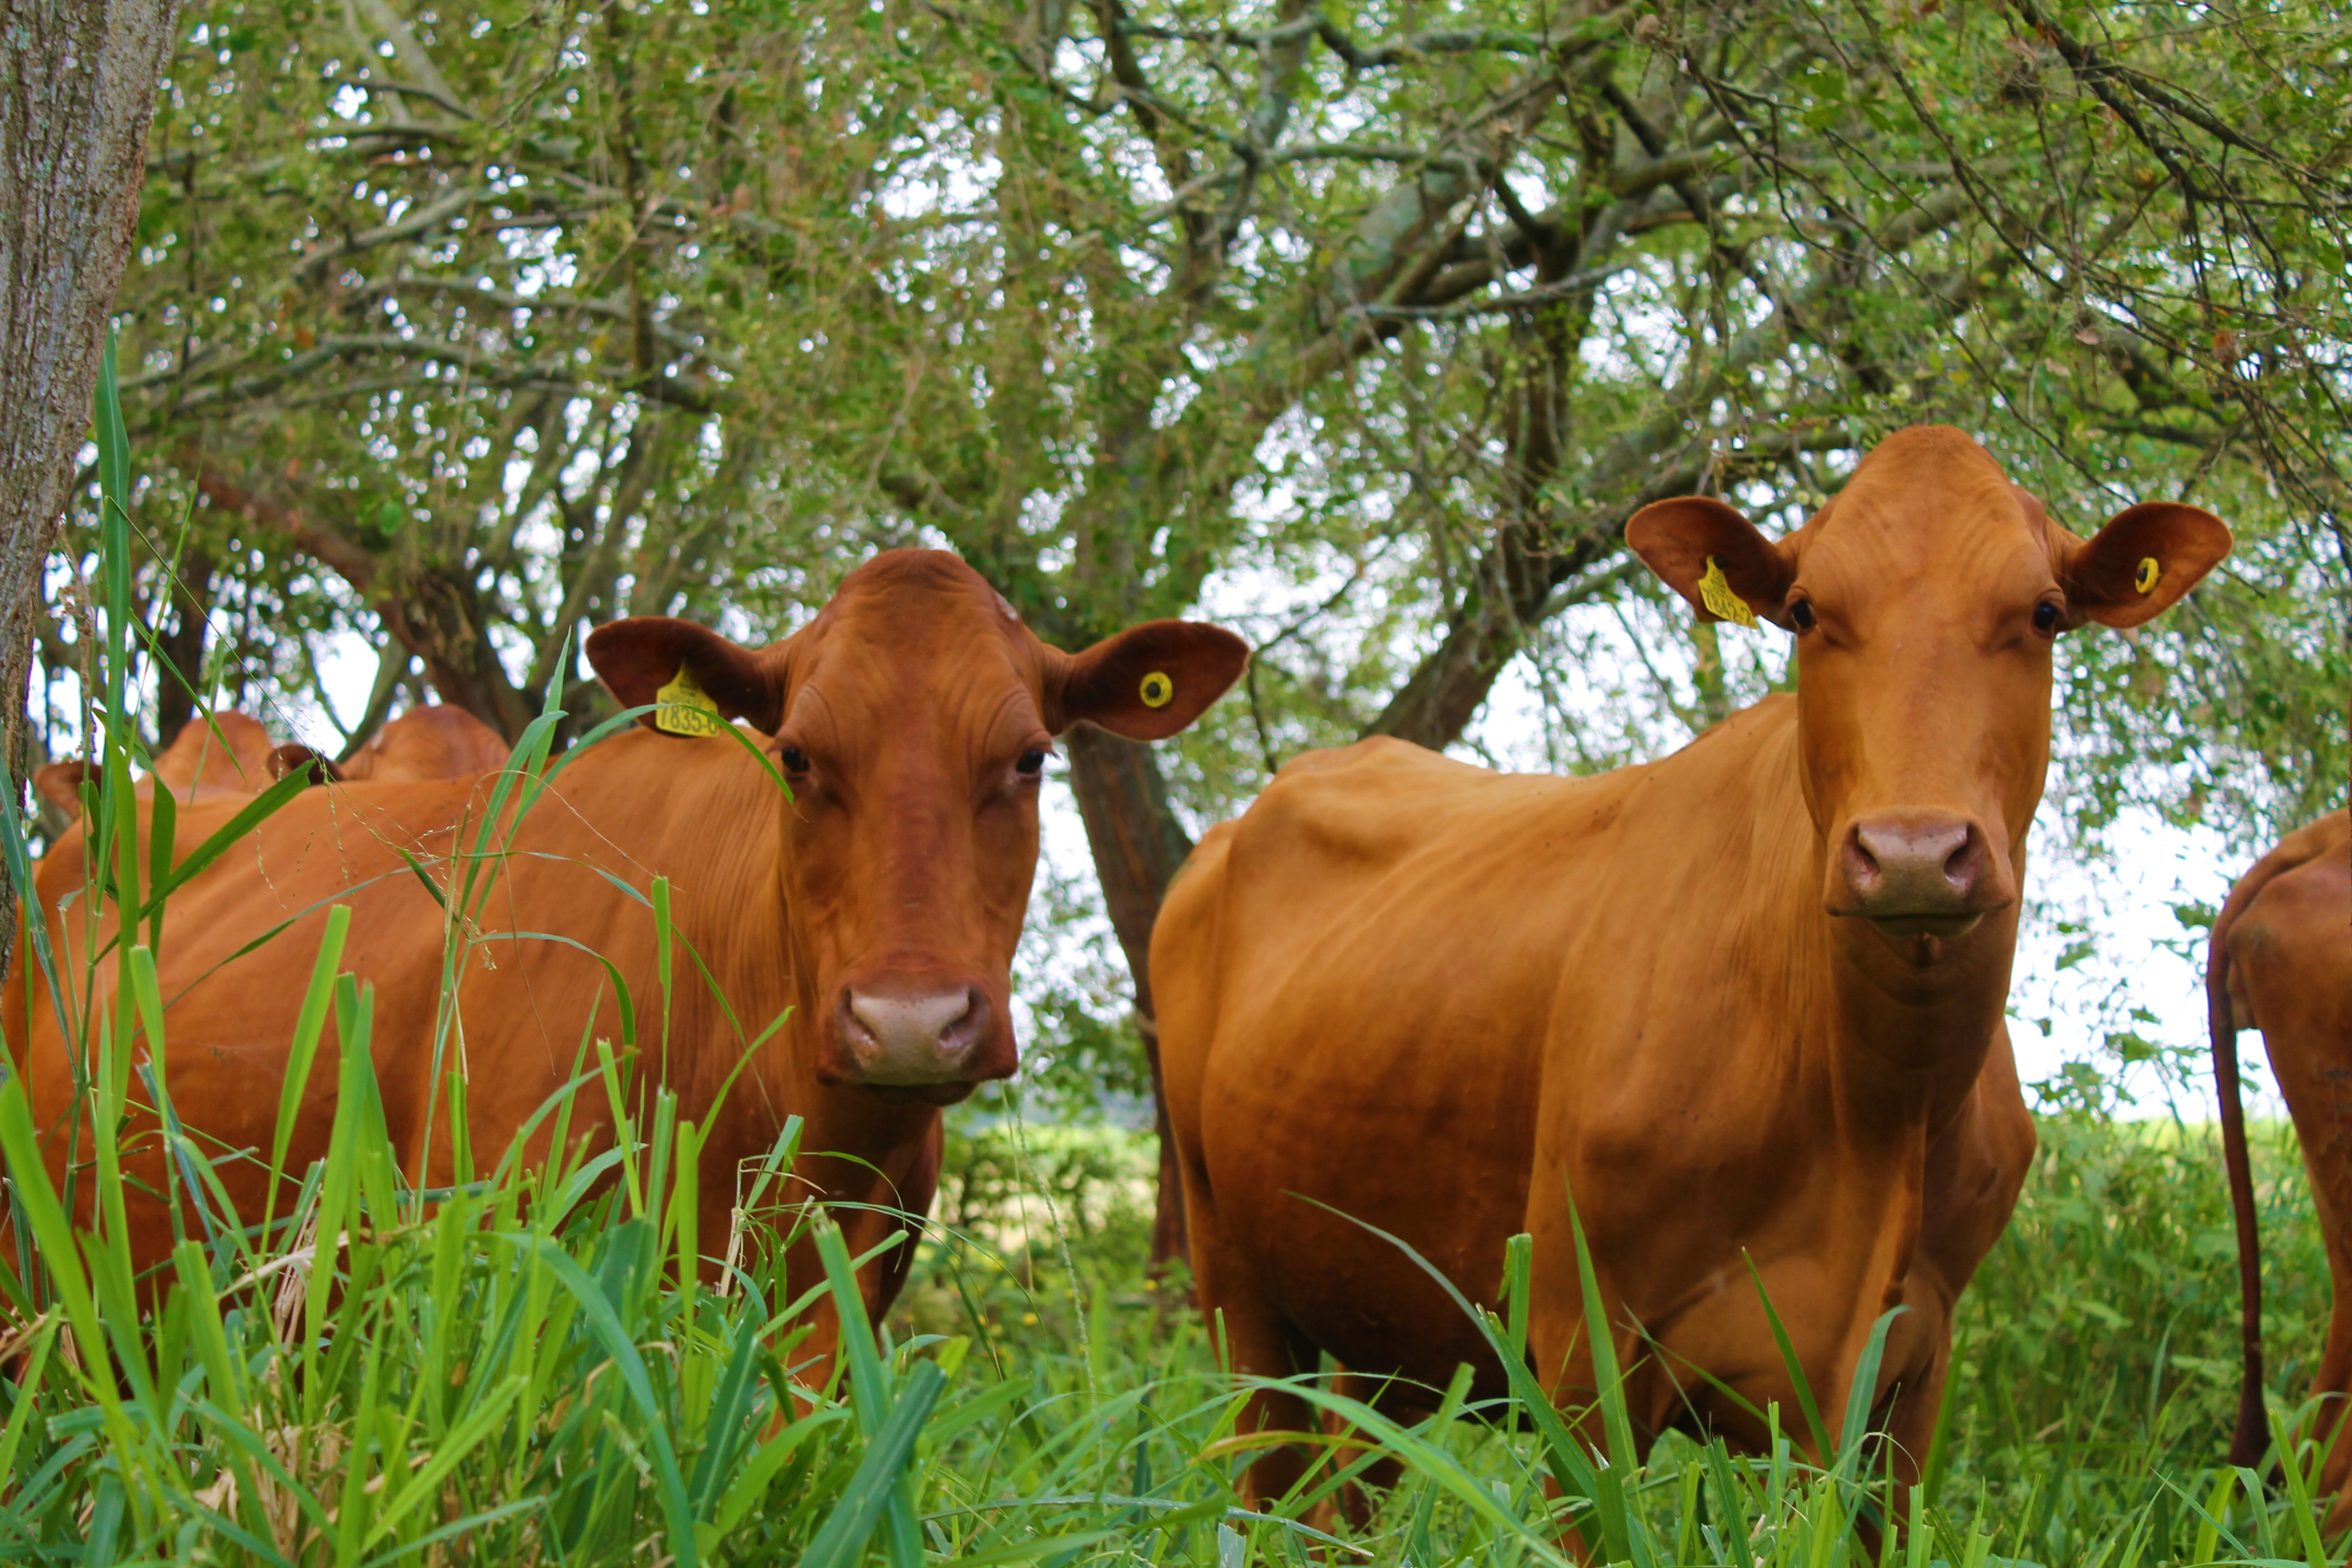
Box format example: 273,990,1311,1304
1309,1369,1409,1534
1523,1314,1613,1558
1222,1302,1322,1511
864,1117,944,1322
801,1118,944,1336
2254,946,2352,1523
2305,1223,2352,1527
1180,1157,1321,1510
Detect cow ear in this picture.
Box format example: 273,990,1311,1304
269,743,342,785
34,760,94,813
586,617,786,735
1626,497,1799,630
2056,501,2232,630
1047,620,1250,741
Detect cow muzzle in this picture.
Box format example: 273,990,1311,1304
1830,813,2015,940
836,981,1004,1095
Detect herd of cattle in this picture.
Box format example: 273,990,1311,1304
5,426,2348,1526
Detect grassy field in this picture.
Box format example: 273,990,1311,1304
880,1113,2343,1568
8,1095,2337,1566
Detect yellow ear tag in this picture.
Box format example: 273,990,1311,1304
654,663,726,737
2133,556,2162,595
1139,671,1174,709
1697,556,1758,629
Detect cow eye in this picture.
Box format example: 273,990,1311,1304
1789,598,1816,632
778,744,810,773
2032,601,2061,636
1016,749,1047,777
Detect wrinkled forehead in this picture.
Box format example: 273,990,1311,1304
788,556,1044,729
1798,430,2050,586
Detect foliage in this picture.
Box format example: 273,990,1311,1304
1952,1115,2331,1488
69,0,2347,801
897,1112,2350,1568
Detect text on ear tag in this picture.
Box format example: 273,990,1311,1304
1697,556,1758,629
655,663,727,737
1139,671,1175,709
2134,556,2162,594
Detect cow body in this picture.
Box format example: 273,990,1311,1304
15,550,1245,1343
2214,810,2352,1515
32,704,505,815
151,712,282,800
35,711,283,811
20,738,941,1318
1155,426,2229,1517
1159,707,2034,1480
335,704,513,783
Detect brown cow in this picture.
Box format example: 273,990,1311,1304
34,710,282,810
2214,810,2352,1513
260,705,510,787
14,550,1245,1349
328,703,514,784
1153,426,2229,1523
34,704,510,811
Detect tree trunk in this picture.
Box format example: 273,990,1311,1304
0,0,186,974
151,545,214,749
1362,598,1528,751
1061,724,1195,1271
377,573,535,741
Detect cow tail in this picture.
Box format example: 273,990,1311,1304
2211,841,2303,1470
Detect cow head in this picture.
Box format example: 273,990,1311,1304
586,551,1247,1102
1629,426,2229,968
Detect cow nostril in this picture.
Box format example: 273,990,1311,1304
942,989,986,1049
1841,829,1883,891
1942,829,1981,890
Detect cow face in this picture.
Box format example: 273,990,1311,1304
1630,426,2228,966
587,551,1247,1102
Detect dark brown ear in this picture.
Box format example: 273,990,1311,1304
1046,620,1249,741
585,617,786,736
2056,501,2233,630
1625,497,1799,629
269,744,343,785
34,760,94,813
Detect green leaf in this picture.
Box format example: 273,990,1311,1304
799,1362,947,1568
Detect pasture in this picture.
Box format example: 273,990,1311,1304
2,997,2343,1565
0,418,2335,1562
0,460,2333,1561
2,0,2348,1561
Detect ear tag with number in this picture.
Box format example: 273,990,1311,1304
1697,556,1758,628
2133,556,2162,595
655,663,727,737
1139,671,1174,709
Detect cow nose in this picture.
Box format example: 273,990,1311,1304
1837,814,1999,930
840,984,989,1084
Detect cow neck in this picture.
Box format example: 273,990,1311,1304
1815,901,2017,1147
1752,720,2018,1148
533,728,803,1121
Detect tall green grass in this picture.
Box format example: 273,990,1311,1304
891,1115,2343,1568
0,346,971,1566
1,352,2345,1564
